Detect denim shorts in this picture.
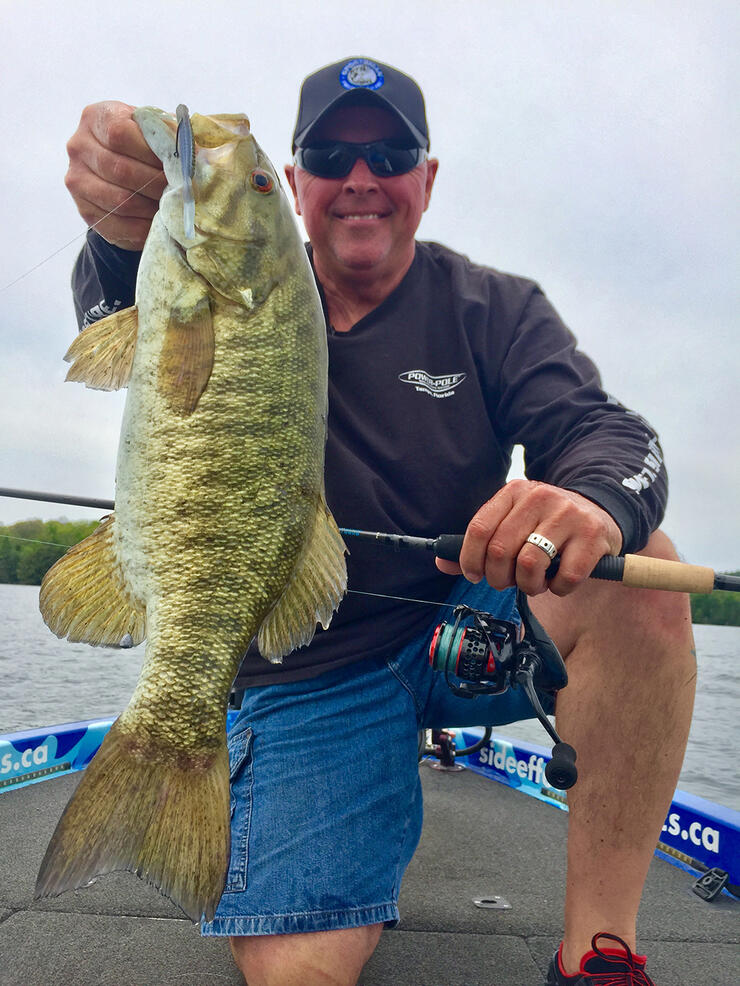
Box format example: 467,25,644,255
200,579,555,937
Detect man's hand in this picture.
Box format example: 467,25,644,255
435,479,623,596
65,101,167,251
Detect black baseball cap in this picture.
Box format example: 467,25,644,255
292,57,429,152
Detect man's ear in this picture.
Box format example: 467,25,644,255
423,158,439,212
284,164,302,216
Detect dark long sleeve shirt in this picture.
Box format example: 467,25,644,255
71,231,667,685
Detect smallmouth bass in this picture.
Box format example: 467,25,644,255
35,107,347,921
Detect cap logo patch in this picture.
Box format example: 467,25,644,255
340,58,385,91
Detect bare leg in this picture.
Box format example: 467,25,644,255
229,924,383,986
530,530,696,972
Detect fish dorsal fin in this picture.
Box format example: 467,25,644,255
64,306,139,390
158,291,215,415
257,497,348,662
39,514,146,647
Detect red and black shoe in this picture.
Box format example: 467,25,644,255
545,933,656,985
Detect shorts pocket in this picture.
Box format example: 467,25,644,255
224,726,253,893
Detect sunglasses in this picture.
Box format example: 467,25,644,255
294,139,427,179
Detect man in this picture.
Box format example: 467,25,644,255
65,58,695,986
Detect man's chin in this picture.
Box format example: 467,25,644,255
331,241,392,272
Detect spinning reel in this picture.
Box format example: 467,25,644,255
427,589,578,790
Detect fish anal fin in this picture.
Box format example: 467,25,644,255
39,514,146,647
65,306,138,391
158,292,214,415
257,499,348,662
35,719,230,922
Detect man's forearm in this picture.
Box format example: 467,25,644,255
539,411,668,555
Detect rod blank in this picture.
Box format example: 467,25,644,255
0,487,114,510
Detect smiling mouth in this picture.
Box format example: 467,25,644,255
337,212,388,220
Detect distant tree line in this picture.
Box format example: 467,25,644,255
0,519,738,626
0,518,99,586
689,580,740,627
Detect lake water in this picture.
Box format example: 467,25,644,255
0,583,737,811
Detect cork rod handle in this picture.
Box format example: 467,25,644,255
618,555,715,593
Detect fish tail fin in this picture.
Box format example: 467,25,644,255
34,719,230,922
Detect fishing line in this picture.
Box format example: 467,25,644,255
0,175,161,294
0,527,453,609
347,589,452,608
0,534,454,609
0,535,72,549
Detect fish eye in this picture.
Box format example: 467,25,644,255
250,169,274,193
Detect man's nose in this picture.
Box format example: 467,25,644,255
342,157,380,192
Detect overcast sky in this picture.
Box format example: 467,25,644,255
1,1,737,570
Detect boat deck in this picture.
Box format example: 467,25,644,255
1,763,738,985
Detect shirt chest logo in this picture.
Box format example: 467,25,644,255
398,369,467,399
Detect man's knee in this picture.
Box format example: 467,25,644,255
626,529,695,648
229,923,383,986
532,528,695,658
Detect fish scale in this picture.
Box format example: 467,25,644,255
35,107,347,920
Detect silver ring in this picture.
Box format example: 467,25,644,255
526,532,558,561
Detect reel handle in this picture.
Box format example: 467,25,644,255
544,742,578,790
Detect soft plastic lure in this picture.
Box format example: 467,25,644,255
174,104,195,240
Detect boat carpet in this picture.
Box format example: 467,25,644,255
0,761,737,985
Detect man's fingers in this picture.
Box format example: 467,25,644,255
72,193,156,251
435,557,463,576
66,127,166,203
85,102,162,169
515,533,562,596
67,165,162,221
542,531,614,597
459,480,623,596
461,483,553,587
513,506,616,595
458,486,514,582
81,139,166,201
65,101,166,251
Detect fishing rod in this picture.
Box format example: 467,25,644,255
341,529,740,594
1,486,738,594
4,484,735,791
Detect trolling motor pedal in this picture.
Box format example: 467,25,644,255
693,867,729,902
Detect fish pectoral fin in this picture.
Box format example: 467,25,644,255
39,514,146,647
158,290,214,415
257,497,348,662
64,306,139,390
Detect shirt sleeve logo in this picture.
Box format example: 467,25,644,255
621,436,665,492
82,298,124,329
398,369,467,399
340,59,385,90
